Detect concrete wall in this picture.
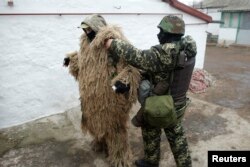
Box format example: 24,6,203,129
0,0,208,128
237,30,250,45
218,28,237,46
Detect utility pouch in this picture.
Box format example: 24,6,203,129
176,50,186,68
153,81,169,95
144,95,177,128
138,80,151,104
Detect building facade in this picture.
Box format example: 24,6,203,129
0,0,211,128
220,9,250,45
200,0,250,45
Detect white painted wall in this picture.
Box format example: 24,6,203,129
236,29,250,45
218,28,237,46
185,24,208,68
207,13,221,35
201,8,221,35
0,0,208,128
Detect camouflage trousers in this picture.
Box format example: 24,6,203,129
141,122,192,167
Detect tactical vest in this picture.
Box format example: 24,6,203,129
154,41,196,102
170,56,195,104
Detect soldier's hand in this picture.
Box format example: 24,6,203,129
63,57,70,67
112,81,130,94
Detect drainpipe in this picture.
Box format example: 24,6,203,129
235,12,242,44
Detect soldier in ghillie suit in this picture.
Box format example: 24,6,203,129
63,14,140,167
105,16,197,167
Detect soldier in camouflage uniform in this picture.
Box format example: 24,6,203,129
105,15,197,167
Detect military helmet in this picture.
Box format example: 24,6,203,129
157,15,185,35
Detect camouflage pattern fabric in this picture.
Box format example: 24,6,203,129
142,122,192,167
110,39,174,84
81,14,107,33
180,35,197,58
141,125,161,165
110,39,174,73
164,122,191,167
157,15,185,35
109,35,196,166
110,35,196,84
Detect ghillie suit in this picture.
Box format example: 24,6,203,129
65,15,140,167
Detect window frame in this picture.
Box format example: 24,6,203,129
221,12,240,28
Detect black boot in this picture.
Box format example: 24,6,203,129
135,159,159,167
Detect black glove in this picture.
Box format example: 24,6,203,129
63,57,70,67
113,81,130,94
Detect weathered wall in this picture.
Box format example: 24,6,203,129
0,0,208,128
218,28,237,46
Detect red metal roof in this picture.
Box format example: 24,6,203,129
163,0,212,23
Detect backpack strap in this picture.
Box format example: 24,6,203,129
168,70,174,95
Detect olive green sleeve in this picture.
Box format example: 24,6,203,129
110,39,173,73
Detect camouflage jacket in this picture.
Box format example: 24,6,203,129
109,35,197,84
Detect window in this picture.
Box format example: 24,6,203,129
221,12,240,28
240,12,250,30
221,13,230,28
231,13,239,28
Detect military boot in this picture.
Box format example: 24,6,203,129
135,159,159,167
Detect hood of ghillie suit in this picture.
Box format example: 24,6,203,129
81,14,107,33
80,14,107,42
78,25,140,136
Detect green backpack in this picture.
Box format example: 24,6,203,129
144,95,177,128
